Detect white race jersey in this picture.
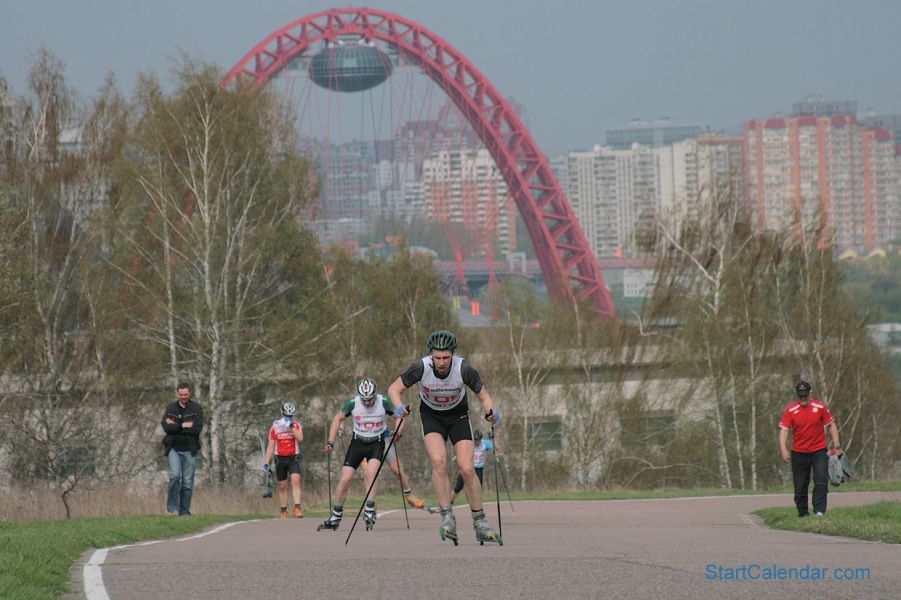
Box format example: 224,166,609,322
418,356,467,411
341,394,393,439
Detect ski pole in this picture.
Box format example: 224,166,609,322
491,425,502,539
327,442,333,511
345,417,404,545
392,434,410,529
497,454,515,513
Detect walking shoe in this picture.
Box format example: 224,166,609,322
280,508,288,520
405,493,425,509
166,511,179,517
815,512,824,517
294,505,303,518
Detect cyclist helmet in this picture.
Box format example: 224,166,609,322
427,329,458,352
357,378,377,406
281,402,296,416
795,380,811,398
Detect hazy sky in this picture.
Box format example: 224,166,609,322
3,0,900,155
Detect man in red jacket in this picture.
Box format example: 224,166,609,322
779,380,842,517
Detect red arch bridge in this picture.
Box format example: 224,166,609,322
223,6,614,318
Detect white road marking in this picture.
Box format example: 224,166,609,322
83,521,252,600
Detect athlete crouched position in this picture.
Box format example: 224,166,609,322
319,378,397,531
388,329,502,545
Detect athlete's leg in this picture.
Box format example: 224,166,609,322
277,478,289,507
454,439,483,511
275,459,290,509
363,457,381,500
334,465,356,505
424,432,452,507
290,472,302,505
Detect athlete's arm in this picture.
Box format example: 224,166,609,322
387,376,409,411
292,421,303,442
476,387,495,420
462,360,495,418
327,411,346,445
265,436,276,464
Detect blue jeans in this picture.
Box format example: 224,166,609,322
167,450,197,515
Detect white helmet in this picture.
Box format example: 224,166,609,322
281,402,296,416
357,378,377,405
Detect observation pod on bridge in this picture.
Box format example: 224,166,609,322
310,39,392,93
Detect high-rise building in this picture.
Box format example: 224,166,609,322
564,134,748,259
606,119,702,150
657,134,744,224
743,115,899,252
422,148,515,255
564,144,660,258
862,114,901,152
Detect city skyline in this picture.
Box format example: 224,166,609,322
2,0,901,155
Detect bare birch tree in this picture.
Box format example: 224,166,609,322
113,60,324,482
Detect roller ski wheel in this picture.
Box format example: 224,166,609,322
364,513,376,532
474,519,501,545
478,534,503,546
439,509,458,545
317,519,340,532
439,526,459,546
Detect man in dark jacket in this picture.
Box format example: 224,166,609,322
161,382,204,516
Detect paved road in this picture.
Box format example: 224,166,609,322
74,492,901,599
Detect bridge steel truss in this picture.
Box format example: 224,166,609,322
223,6,614,317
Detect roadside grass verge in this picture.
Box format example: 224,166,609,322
366,479,901,510
0,514,264,600
755,501,901,544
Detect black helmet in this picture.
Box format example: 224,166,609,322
795,380,811,398
427,329,457,351
281,402,296,416
357,378,377,406
473,429,483,443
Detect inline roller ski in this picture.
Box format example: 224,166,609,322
317,507,342,531
317,518,340,531
364,501,377,531
473,510,503,546
439,507,458,546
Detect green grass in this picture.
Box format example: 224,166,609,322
755,501,901,544
0,514,265,600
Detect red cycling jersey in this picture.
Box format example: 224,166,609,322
269,420,302,456
779,399,834,453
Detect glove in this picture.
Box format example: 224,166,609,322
396,403,410,417
323,440,335,453
485,408,501,425
263,464,270,475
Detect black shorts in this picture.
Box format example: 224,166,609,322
274,454,301,481
420,407,473,445
343,437,385,470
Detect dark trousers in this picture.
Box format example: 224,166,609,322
791,448,828,516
